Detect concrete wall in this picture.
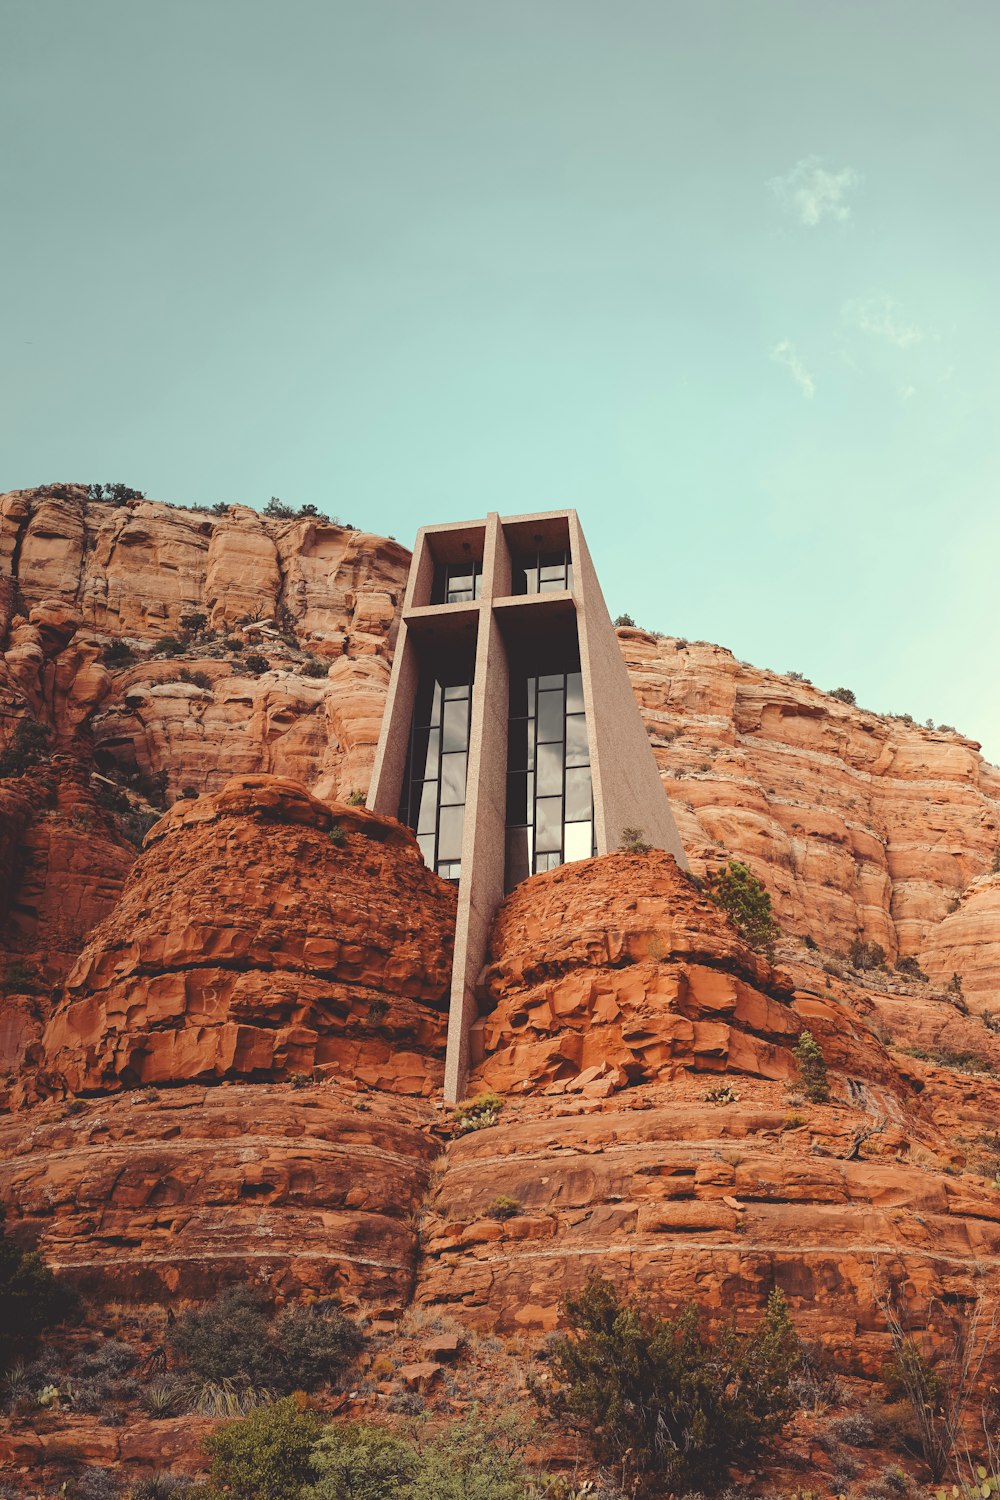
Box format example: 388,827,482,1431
369,507,687,1102
569,515,687,866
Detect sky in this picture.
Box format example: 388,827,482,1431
2,1,998,760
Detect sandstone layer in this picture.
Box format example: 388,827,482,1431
4,485,997,1017
30,776,456,1102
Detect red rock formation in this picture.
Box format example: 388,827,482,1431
0,1082,437,1305
3,487,999,1009
35,776,456,1100
414,851,1000,1371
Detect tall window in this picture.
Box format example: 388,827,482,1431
399,669,473,881
505,669,594,889
432,561,482,604
510,549,573,596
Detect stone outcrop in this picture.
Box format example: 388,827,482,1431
0,1082,437,1305
413,851,1000,1370
30,776,456,1101
3,486,999,1015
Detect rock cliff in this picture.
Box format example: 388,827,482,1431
3,484,997,1019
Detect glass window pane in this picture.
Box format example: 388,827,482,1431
415,781,437,835
566,672,584,713
566,713,589,767
564,821,593,863
534,850,561,873
539,576,565,592
443,682,469,701
538,674,563,689
565,766,592,821
536,740,562,796
537,690,564,744
536,796,562,852
410,726,439,780
438,861,462,881
438,804,465,860
508,719,531,771
523,566,538,594
506,771,530,825
440,752,467,806
505,827,531,888
417,833,435,867
509,677,532,717
442,696,469,751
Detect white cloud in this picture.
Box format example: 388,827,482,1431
768,156,861,226
771,339,815,399
844,294,924,349
900,384,917,401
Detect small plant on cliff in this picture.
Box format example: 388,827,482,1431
794,1031,829,1103
486,1195,522,1221
0,1204,78,1370
302,658,329,679
0,718,50,778
619,826,652,854
264,496,295,519
169,1286,364,1396
542,1276,802,1495
178,611,208,634
345,788,367,807
895,955,927,982
328,823,347,847
203,1396,323,1500
86,482,145,505
244,653,270,676
613,613,635,628
101,638,136,668
452,1093,504,1134
829,686,857,705
152,634,185,658
705,860,780,958
849,938,887,972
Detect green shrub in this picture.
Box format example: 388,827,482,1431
179,612,208,633
613,613,635,628
452,1093,503,1133
306,1421,418,1500
895,955,926,981
705,860,780,958
829,686,857,705
245,653,270,676
86,483,145,505
850,938,887,971
264,497,294,519
0,1204,78,1369
410,1410,531,1500
618,826,651,854
794,1031,829,1104
178,668,212,690
169,1286,363,1394
1,961,41,995
302,659,329,679
0,719,50,778
203,1396,323,1500
153,635,185,658
101,639,136,668
544,1276,801,1495
345,789,367,807
486,1195,522,1220
328,823,347,847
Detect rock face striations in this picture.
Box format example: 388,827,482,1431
36,776,456,1100
3,485,997,1020
2,484,1000,1443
